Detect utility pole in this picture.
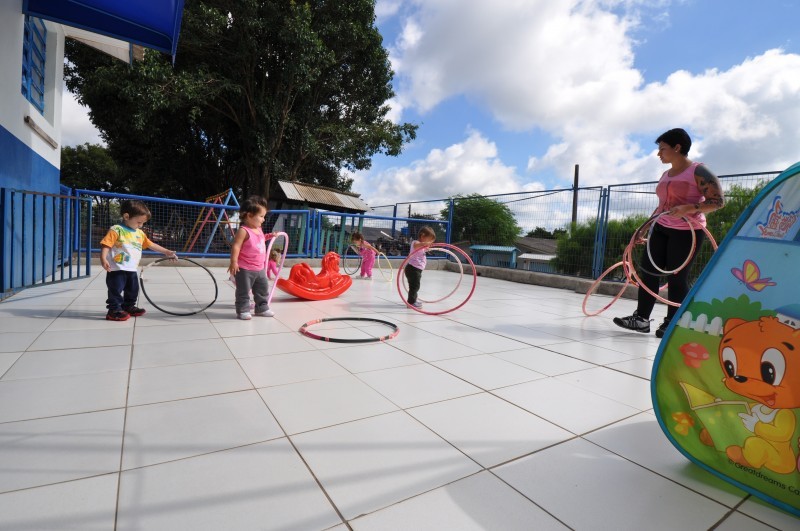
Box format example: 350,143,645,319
572,164,579,224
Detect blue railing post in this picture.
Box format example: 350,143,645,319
446,198,454,244
85,198,92,276
591,187,610,279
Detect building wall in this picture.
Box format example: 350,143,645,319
0,0,65,193
1,2,67,291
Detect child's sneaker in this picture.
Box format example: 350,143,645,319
255,309,275,317
123,306,146,317
366,275,373,280
237,312,252,320
106,310,130,321
411,301,423,309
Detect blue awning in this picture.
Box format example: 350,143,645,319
23,0,185,58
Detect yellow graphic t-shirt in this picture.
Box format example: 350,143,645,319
100,225,152,272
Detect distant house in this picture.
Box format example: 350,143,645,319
515,237,557,273
469,245,520,268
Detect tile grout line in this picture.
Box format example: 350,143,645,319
227,321,354,530
112,315,137,531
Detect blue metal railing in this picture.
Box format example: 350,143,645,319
73,190,312,258
313,210,449,259
1,188,92,296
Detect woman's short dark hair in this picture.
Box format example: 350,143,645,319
656,128,692,155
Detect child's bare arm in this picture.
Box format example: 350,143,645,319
148,243,177,258
228,228,248,275
100,246,112,271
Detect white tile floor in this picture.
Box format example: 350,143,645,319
1,267,799,530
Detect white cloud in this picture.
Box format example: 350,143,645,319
375,0,404,21
60,90,104,147
359,130,530,206
388,0,800,188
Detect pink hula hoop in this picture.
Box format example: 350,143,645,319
582,214,717,315
266,232,289,306
396,242,477,315
624,215,717,307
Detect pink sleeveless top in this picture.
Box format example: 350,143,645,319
238,226,267,270
655,162,706,230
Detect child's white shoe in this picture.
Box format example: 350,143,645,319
255,309,275,317
238,312,252,320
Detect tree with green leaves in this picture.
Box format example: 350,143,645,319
60,143,121,192
525,226,566,239
441,194,522,246
60,143,125,224
64,0,416,200
552,215,649,278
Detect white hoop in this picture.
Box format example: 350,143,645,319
376,252,394,282
645,213,697,275
401,247,464,303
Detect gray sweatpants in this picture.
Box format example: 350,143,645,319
235,268,270,314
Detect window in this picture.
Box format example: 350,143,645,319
21,16,47,114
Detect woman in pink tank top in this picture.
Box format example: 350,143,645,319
614,128,725,338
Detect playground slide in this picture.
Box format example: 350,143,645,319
652,161,800,516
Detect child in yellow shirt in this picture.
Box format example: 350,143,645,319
100,200,176,321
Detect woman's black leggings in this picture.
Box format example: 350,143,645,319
637,223,705,320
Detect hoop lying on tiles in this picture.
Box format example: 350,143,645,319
299,317,400,343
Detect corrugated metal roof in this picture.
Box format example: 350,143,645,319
279,182,305,202
516,237,558,254
277,181,370,212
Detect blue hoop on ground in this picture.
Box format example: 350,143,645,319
139,256,218,316
299,317,399,343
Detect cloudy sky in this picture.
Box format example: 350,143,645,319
63,0,800,207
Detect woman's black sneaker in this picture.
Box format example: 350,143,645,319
655,318,671,338
612,312,651,333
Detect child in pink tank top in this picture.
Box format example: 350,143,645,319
228,196,276,320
